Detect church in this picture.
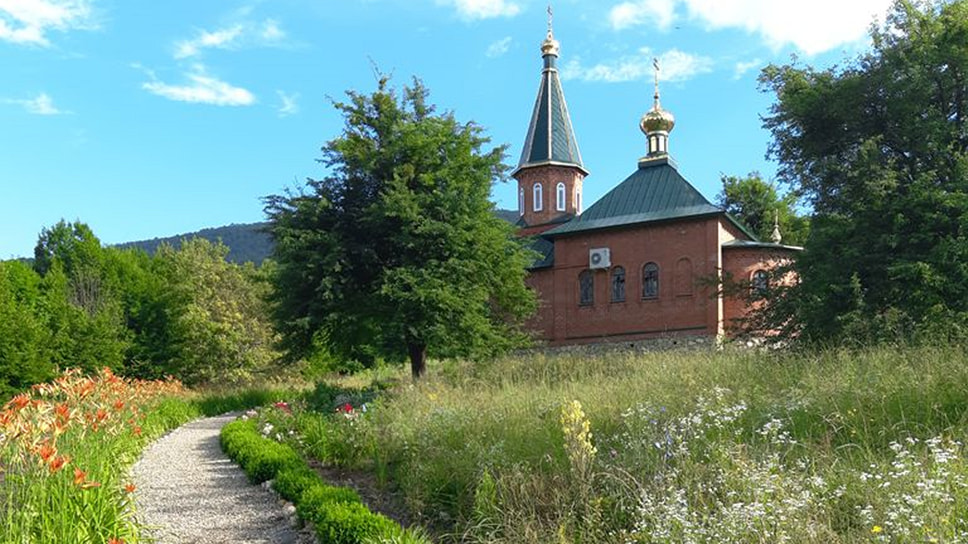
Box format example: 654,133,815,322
514,21,799,348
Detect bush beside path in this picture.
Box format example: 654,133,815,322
131,413,315,544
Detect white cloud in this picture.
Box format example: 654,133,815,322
439,0,521,20
141,65,255,106
486,36,512,57
276,90,298,117
173,18,287,59
0,0,95,46
609,0,675,31
681,0,893,55
261,18,284,41
562,48,712,84
175,24,243,59
733,58,761,79
3,92,68,114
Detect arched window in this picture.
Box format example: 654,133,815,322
611,266,626,302
752,270,769,294
576,188,582,214
675,257,694,296
642,262,659,299
556,182,566,211
518,187,525,216
533,183,543,212
579,269,594,306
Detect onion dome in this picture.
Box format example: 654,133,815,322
640,58,675,158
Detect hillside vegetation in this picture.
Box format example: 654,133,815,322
288,346,968,543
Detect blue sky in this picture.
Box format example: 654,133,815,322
1,0,895,259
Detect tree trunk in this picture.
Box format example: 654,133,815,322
408,342,427,380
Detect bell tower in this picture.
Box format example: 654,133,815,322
513,7,588,229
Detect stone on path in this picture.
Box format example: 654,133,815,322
131,414,315,544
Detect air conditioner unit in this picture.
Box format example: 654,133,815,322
589,247,611,269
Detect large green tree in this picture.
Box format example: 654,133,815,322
265,76,536,378
717,172,809,246
760,0,968,342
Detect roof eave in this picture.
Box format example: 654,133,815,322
512,160,590,178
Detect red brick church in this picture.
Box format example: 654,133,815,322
514,22,799,347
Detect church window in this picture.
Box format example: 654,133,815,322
576,189,582,214
556,182,566,211
675,258,694,296
752,270,769,294
611,266,626,302
579,269,594,306
518,187,525,216
533,183,543,212
642,262,659,299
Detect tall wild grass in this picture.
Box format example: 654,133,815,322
297,346,968,543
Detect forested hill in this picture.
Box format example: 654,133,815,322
117,223,273,264
118,209,520,264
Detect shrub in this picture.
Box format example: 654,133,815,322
300,482,362,508
219,418,301,483
303,501,397,544
273,464,322,503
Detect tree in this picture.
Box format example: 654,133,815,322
265,76,536,378
759,0,968,342
0,261,54,397
717,172,810,246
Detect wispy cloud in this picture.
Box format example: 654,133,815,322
605,0,893,55
276,90,298,117
438,0,521,20
0,0,95,46
173,18,287,59
562,48,712,84
140,65,255,106
609,0,675,31
175,24,244,59
733,58,762,79
3,92,69,114
486,36,512,58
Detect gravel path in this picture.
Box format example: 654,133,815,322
131,414,316,544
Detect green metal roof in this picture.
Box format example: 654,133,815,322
722,239,803,251
545,157,725,236
527,236,555,269
514,55,586,176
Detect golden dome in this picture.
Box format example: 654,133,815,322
541,30,560,57
640,97,675,135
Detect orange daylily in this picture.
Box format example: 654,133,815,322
124,483,136,493
49,455,70,473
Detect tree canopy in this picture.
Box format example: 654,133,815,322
265,76,536,378
759,0,968,342
716,172,809,246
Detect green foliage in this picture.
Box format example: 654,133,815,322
717,172,809,245
219,409,426,544
759,0,968,342
1,219,281,395
220,418,302,483
265,75,536,378
0,261,54,397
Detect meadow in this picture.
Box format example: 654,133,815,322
274,345,968,543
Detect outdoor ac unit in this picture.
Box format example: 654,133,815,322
589,247,611,269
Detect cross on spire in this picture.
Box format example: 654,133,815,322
652,57,661,106
547,4,554,38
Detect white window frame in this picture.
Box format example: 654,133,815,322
518,187,525,216
533,183,543,212
556,182,566,211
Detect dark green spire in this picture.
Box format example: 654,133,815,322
514,19,587,176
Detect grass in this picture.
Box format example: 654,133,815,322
290,345,968,543
0,368,307,544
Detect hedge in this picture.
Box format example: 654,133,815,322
219,416,428,544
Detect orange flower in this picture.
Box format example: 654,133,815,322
113,400,125,412
108,538,125,544
95,408,108,422
35,443,57,463
132,426,142,437
49,455,70,473
7,394,30,411
124,483,136,493
74,468,101,489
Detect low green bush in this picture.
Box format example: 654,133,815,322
220,411,430,543
303,501,397,544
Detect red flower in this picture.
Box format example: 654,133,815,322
273,401,292,414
